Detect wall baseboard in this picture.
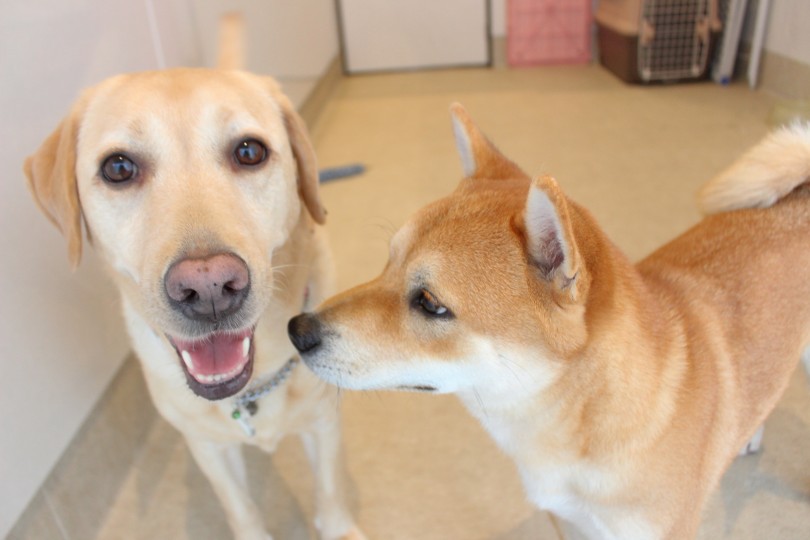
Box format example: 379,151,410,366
757,50,810,101
299,56,344,129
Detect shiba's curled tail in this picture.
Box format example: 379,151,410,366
698,122,810,215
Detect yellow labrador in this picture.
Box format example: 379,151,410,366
25,17,364,540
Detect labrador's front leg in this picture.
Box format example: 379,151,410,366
186,438,271,540
301,410,367,540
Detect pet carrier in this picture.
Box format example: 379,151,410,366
596,0,722,83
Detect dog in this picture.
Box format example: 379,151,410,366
24,15,365,540
288,104,810,539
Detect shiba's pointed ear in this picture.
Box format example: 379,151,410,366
449,103,526,181
524,175,584,301
267,78,326,224
24,94,90,269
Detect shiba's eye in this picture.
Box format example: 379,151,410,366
234,138,268,167
101,154,138,184
414,289,452,318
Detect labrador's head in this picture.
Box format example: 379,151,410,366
25,69,324,399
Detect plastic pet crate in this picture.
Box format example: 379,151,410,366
507,0,592,66
596,0,722,83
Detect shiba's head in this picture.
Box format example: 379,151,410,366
289,105,597,401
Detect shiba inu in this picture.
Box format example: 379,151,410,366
288,104,810,539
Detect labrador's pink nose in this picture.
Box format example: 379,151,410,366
164,253,250,322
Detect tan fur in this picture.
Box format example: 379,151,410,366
217,12,246,70
698,122,810,214
24,93,90,268
295,105,810,539
24,20,362,540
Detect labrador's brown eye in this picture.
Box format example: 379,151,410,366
101,154,137,183
234,139,268,166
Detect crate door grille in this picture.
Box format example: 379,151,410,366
638,0,712,82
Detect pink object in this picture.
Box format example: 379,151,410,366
507,0,592,66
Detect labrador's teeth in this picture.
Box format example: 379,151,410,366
181,350,193,370
242,337,251,358
196,370,239,384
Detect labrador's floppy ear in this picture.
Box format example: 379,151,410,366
267,79,326,224
449,102,527,181
523,175,586,303
24,94,90,269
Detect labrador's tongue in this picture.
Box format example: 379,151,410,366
174,330,252,383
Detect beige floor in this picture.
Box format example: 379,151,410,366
95,65,810,539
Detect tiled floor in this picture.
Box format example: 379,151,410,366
86,65,810,538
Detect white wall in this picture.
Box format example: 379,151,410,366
191,0,340,78
763,0,810,65
0,1,338,536
339,0,490,72
0,2,171,535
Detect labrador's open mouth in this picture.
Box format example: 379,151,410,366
168,327,255,400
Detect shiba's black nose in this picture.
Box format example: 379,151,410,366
287,313,323,354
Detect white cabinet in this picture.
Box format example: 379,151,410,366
337,0,491,73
